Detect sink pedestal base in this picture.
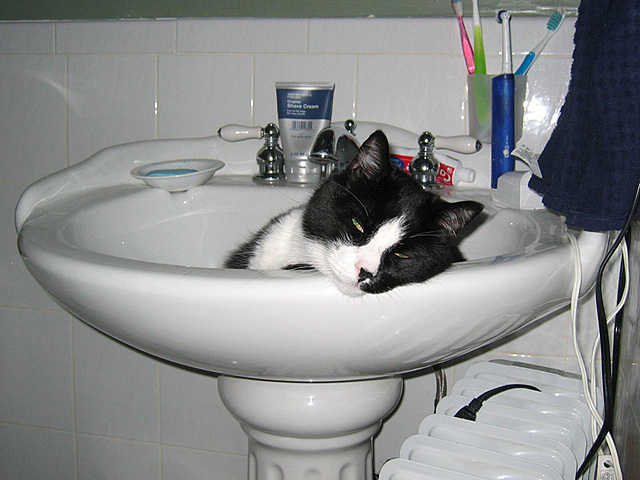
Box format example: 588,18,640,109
218,376,403,480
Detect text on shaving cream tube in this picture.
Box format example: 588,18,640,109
276,82,334,163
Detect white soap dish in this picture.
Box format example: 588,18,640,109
131,159,224,192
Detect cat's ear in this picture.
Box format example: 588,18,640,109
434,200,484,236
349,130,390,182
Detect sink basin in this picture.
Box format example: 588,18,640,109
15,122,608,479
15,142,606,381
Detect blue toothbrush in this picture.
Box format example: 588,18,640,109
491,10,515,189
515,8,565,75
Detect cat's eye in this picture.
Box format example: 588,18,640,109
352,217,365,234
394,252,410,259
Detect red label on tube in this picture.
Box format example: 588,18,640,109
436,163,455,186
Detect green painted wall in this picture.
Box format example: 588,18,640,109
1,0,579,21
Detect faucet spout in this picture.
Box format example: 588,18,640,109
308,119,360,178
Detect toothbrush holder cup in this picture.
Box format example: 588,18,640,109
467,74,527,144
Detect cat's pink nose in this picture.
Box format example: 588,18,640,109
358,268,374,282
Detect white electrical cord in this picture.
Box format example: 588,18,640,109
588,240,628,477
567,232,626,479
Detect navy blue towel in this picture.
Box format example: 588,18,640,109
528,0,640,231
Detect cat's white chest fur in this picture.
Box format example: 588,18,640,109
248,208,308,270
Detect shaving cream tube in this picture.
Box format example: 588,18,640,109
276,82,334,184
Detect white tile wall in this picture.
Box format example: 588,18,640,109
0,55,67,183
0,22,54,54
614,218,640,472
68,54,157,165
157,54,254,138
0,307,74,430
177,18,308,54
56,20,176,54
0,423,76,479
0,15,598,480
73,320,160,442
356,54,468,136
308,18,452,55
76,434,161,479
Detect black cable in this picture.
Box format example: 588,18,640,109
611,230,631,412
575,176,640,479
454,383,541,421
576,251,615,478
433,365,447,413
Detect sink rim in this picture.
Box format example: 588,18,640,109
19,180,559,293
20,176,554,271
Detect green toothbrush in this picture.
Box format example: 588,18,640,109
472,0,486,75
470,0,488,129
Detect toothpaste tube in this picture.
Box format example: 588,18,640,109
389,146,417,174
435,153,476,186
276,82,334,184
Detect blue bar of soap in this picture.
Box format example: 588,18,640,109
145,168,198,177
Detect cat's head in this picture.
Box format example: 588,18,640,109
302,130,484,296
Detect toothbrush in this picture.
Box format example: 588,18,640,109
491,10,515,189
515,8,565,75
451,0,475,74
471,0,486,75
497,10,513,74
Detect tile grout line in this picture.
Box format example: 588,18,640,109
251,54,256,125
69,314,79,480
56,21,72,170
157,363,163,479
155,53,159,140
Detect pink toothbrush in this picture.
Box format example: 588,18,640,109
451,0,475,74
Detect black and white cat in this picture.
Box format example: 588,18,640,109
225,130,483,296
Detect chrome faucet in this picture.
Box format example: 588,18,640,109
253,123,285,185
410,132,441,189
218,121,359,185
308,119,360,178
218,123,286,184
219,122,481,187
410,131,482,189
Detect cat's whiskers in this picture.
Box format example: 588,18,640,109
283,265,315,272
407,230,451,239
255,268,311,285
369,284,405,306
328,179,369,219
387,288,406,306
231,268,274,290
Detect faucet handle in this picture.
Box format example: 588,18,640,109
218,124,264,142
433,134,482,154
410,132,441,190
254,124,285,185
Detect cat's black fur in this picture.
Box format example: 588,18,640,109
225,130,483,295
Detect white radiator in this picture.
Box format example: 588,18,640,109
379,360,597,480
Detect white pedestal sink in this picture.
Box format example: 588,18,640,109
15,123,608,479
